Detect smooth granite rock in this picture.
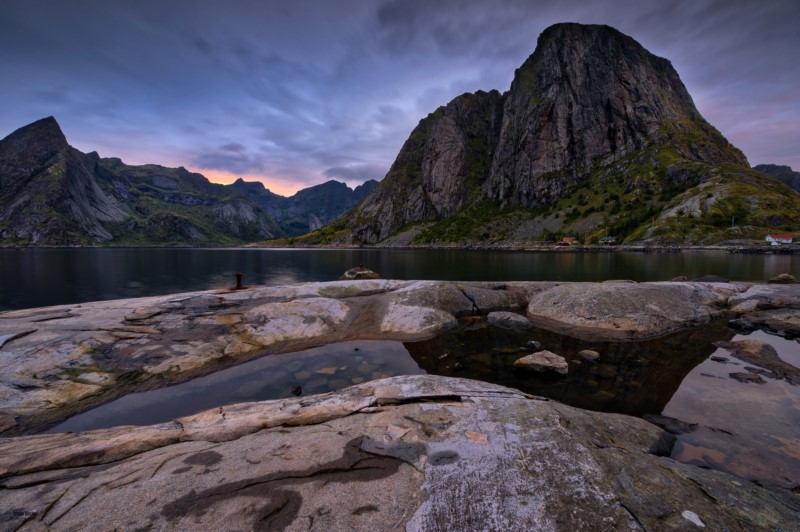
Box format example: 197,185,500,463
728,284,800,313
578,349,600,361
487,311,533,329
0,376,796,530
513,350,568,374
526,282,738,340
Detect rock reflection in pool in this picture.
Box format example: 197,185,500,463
47,340,423,433
405,319,735,417
663,330,800,488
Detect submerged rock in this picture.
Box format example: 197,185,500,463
0,376,796,530
487,311,533,329
578,349,600,361
513,350,568,374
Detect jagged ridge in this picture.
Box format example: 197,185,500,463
0,118,377,246
305,23,797,246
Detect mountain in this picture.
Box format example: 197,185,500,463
754,164,800,193
304,23,800,246
0,117,377,246
0,117,283,246
229,178,378,237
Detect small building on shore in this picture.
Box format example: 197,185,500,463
600,236,618,244
561,236,578,245
765,233,794,246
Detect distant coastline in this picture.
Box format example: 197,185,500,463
247,241,800,254
2,242,800,254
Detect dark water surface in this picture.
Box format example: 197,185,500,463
47,319,800,488
1,247,798,310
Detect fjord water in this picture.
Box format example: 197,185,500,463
1,247,798,310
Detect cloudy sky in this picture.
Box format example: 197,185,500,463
1,1,797,195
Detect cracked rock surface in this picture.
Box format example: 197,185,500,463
0,280,789,436
0,376,797,530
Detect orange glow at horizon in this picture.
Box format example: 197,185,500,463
188,167,303,197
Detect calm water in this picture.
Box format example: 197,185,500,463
46,321,800,488
1,247,798,310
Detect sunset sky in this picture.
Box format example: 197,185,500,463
1,0,798,196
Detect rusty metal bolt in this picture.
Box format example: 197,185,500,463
233,272,245,290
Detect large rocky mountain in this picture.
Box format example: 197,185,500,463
230,177,377,237
0,117,375,246
755,164,800,193
306,23,800,246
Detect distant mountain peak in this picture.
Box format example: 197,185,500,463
1,116,68,156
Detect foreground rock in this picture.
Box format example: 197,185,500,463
0,376,797,530
729,308,800,338
0,280,473,434
0,279,786,435
513,350,568,375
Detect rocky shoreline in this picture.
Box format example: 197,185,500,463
1,280,799,527
251,241,800,254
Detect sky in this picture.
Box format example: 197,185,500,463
1,1,798,196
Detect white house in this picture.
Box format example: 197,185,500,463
765,233,793,245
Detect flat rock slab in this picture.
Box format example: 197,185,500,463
526,282,738,340
0,376,796,530
728,284,800,313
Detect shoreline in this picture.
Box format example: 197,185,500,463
3,243,798,254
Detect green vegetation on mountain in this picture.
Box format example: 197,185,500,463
0,117,377,246
294,23,800,247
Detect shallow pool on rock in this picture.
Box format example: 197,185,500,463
47,340,424,433
46,319,800,488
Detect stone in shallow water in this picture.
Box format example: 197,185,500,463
767,273,797,284
578,349,600,361
487,311,532,329
340,266,380,280
513,350,568,375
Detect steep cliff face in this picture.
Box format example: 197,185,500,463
0,118,281,245
484,23,746,207
308,23,783,246
0,117,128,243
344,90,504,242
